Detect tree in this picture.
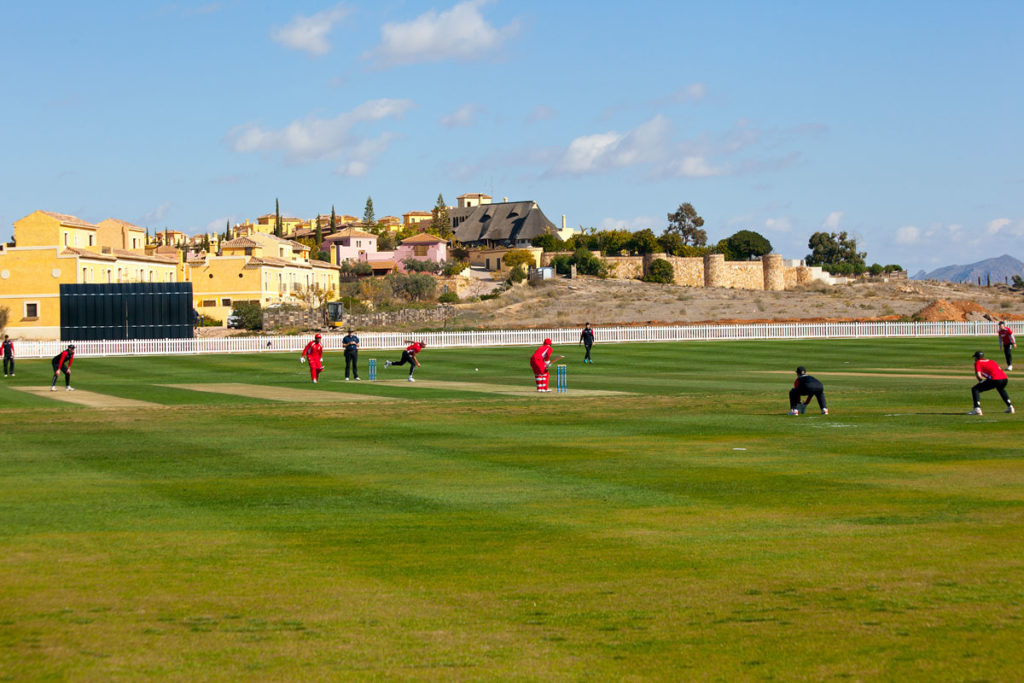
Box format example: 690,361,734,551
628,229,660,255
724,230,773,260
658,231,686,256
643,258,675,284
377,230,397,251
230,301,263,330
805,231,866,273
1011,275,1024,290
330,206,337,234
502,249,535,270
532,232,566,252
223,221,230,244
363,197,375,229
314,214,323,247
430,193,452,238
274,198,282,237
201,234,211,253
0,305,8,332
666,202,707,246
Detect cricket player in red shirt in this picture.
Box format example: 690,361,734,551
384,340,425,382
997,321,1016,371
530,338,563,392
969,350,1014,415
300,333,325,383
50,344,75,391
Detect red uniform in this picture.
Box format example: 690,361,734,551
975,358,1007,381
531,341,553,391
301,338,324,382
998,326,1016,347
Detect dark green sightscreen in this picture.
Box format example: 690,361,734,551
59,283,194,340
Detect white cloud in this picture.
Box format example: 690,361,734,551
554,115,670,175
140,201,173,225
440,104,479,128
986,217,1012,235
600,215,661,231
526,105,557,123
335,132,399,177
366,0,519,67
764,217,792,233
271,4,351,56
895,225,920,245
205,217,235,233
822,211,842,230
228,98,414,166
668,155,724,178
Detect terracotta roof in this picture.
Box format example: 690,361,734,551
60,247,116,261
323,228,377,241
40,211,97,229
404,211,432,217
98,218,146,230
401,233,447,245
247,256,312,269
222,237,260,248
111,249,177,264
367,260,396,270
309,259,342,270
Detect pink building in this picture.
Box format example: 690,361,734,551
325,228,378,264
394,233,447,271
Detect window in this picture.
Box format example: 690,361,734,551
64,232,69,246
24,302,39,319
414,245,428,257
131,238,138,249
221,298,231,307
88,235,94,246
82,267,89,283
107,269,112,283
201,300,216,307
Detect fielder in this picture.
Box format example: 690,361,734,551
579,323,595,363
530,338,564,392
50,344,75,391
300,333,325,383
969,351,1014,415
789,366,828,415
998,321,1016,371
2,334,13,377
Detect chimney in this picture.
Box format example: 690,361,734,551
562,215,566,230
503,197,508,202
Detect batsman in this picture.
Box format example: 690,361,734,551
530,338,563,392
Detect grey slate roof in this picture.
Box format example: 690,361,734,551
451,201,558,245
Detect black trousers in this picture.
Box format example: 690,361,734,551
972,378,1011,407
583,342,592,360
392,350,417,375
2,356,12,375
790,386,826,409
1003,345,1014,367
345,350,359,378
52,363,70,387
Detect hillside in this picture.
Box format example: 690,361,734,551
912,254,1024,284
452,277,1024,329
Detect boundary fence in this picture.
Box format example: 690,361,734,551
8,320,1006,359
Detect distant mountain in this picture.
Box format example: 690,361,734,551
912,254,1024,284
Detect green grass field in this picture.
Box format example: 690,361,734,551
1,338,1022,680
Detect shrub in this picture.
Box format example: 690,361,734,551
230,301,263,330
0,306,8,331
502,249,536,269
438,291,460,303
643,258,675,284
403,258,441,274
441,259,469,277
507,265,527,284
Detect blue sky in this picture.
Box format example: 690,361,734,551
1,0,1021,273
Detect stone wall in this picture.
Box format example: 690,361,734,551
343,305,456,330
263,307,322,331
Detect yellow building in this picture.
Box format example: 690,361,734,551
0,211,178,339
189,232,340,324
95,218,148,251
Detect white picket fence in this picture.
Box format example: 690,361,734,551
9,320,1006,359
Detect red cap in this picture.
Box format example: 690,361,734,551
314,333,322,339
543,338,552,345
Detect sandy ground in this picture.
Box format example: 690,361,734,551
14,386,160,408
453,277,1024,329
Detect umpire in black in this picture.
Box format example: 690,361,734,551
789,366,828,415
342,329,360,380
